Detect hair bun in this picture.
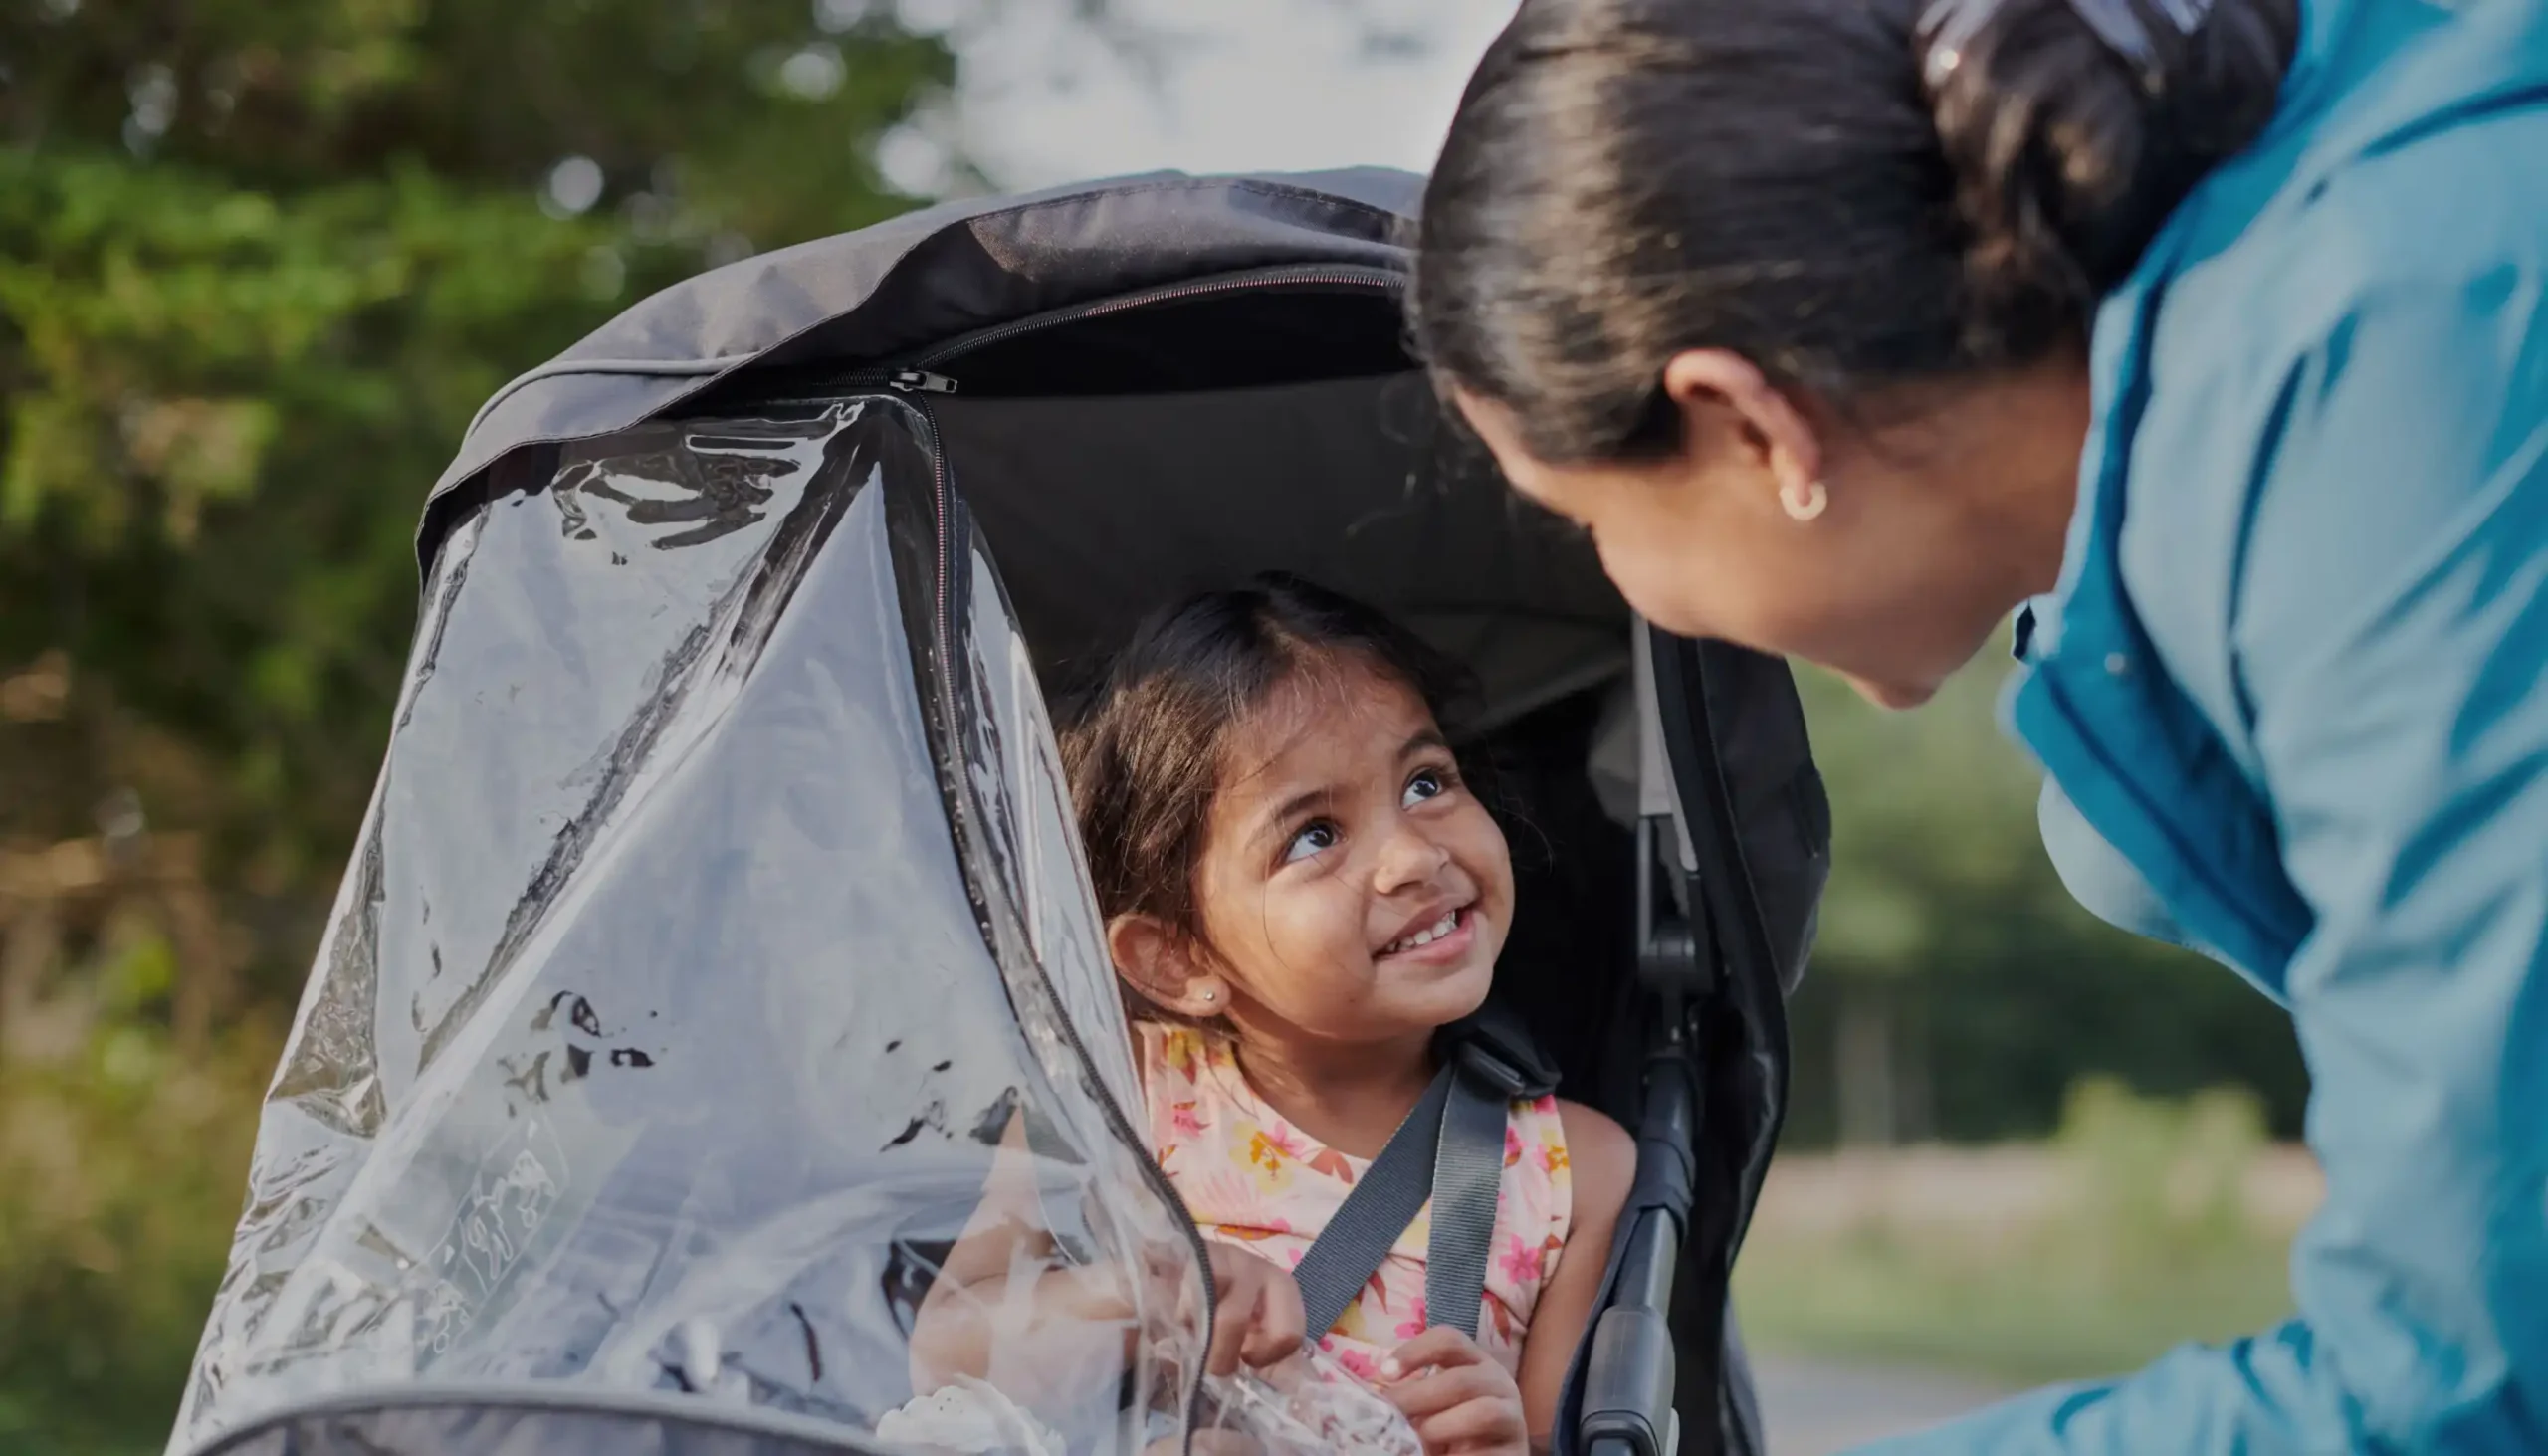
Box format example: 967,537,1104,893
1917,0,2296,331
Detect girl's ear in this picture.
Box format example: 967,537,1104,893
1107,913,1227,1018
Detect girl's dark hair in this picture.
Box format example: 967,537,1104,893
1410,0,2299,463
1059,574,1479,955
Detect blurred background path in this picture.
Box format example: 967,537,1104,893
1755,1355,2008,1455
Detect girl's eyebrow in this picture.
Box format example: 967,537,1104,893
1400,728,1450,759
1255,785,1335,847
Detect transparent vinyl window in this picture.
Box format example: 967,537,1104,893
176,400,1420,1456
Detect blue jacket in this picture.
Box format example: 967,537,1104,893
1865,0,2548,1451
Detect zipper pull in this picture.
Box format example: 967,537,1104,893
888,369,959,395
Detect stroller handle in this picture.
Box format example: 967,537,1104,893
1579,1213,1681,1456
1577,1041,1700,1456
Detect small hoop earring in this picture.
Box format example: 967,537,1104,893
1782,479,1829,523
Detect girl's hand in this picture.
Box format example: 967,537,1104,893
1203,1244,1309,1376
1379,1328,1531,1455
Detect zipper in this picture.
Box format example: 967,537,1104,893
896,391,1224,1448
767,263,1406,405
906,262,1403,377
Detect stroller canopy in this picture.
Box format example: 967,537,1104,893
177,169,1827,1456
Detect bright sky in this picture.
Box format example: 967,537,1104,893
905,0,1519,190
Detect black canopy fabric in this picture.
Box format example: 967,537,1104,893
933,378,1630,731
427,168,1423,542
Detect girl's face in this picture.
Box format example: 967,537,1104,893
1179,657,1513,1047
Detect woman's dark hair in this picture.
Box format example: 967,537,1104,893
1410,0,2299,463
1059,574,1480,961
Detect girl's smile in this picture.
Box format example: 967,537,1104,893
1378,902,1478,964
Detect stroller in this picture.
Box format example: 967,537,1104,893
169,169,1828,1456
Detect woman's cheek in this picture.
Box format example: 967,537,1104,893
1594,528,1720,641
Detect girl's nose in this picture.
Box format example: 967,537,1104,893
1372,821,1453,892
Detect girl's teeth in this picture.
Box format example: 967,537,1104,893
1388,911,1461,954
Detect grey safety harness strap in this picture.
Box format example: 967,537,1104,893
1289,1007,1561,1343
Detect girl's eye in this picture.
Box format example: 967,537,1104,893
1282,820,1340,865
1403,767,1451,808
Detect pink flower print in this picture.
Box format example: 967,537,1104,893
1394,1293,1430,1340
1245,1123,1309,1187
1305,1146,1358,1185
1212,1220,1295,1245
1504,1123,1524,1167
1160,1028,1205,1084
1330,1346,1383,1385
1168,1099,1206,1139
1536,1138,1571,1176
1497,1233,1545,1286
1179,1164,1294,1237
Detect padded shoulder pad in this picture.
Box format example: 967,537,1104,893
1438,1000,1561,1100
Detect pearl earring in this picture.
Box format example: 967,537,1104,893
1199,988,1217,1004
1782,478,1829,522
1784,479,1823,524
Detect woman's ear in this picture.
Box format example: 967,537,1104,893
1660,348,1824,513
1106,914,1227,1018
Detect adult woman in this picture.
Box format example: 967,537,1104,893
1411,0,2548,1450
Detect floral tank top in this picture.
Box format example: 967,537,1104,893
1135,1022,1573,1383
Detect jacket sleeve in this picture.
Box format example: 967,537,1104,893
1856,278,2548,1453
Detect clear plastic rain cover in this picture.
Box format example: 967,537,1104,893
172,399,1422,1456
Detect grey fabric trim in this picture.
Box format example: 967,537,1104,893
1421,1071,1507,1344
1291,1066,1457,1339
1287,1052,1528,1346
185,1382,912,1456
464,355,760,442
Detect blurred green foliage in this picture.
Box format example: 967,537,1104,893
1734,1080,2302,1384
1782,659,2310,1146
0,0,951,968
0,1018,270,1456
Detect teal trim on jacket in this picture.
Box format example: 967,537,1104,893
1864,0,2548,1450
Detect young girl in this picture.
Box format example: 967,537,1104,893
1079,576,1633,1453
910,576,1632,1456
